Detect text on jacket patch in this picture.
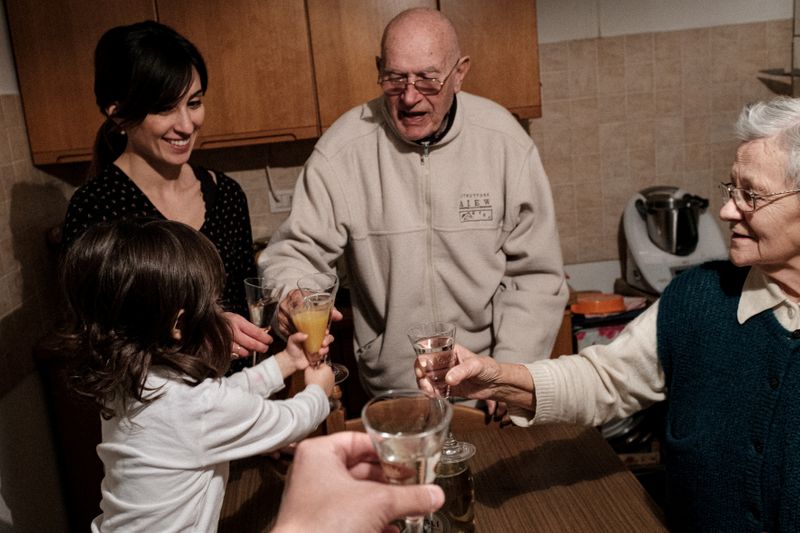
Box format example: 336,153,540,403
459,192,493,222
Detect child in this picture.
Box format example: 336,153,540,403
59,218,334,531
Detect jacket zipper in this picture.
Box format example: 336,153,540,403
421,141,439,321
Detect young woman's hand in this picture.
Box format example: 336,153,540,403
224,311,272,358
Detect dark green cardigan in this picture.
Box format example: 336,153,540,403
658,261,800,532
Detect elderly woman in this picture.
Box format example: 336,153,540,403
424,96,800,532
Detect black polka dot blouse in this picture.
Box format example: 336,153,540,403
62,164,256,316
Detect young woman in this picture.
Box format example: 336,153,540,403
60,218,334,531
62,20,266,361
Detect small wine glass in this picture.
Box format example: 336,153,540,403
362,389,452,533
408,321,476,464
243,277,282,366
292,272,348,384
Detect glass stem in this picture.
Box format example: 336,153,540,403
405,516,425,533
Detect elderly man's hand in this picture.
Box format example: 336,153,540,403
276,289,344,339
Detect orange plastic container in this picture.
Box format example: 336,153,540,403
570,292,626,316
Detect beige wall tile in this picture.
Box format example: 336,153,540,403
598,37,625,68
597,65,626,96
540,70,570,102
569,39,598,71
653,58,681,90
628,147,656,180
625,120,655,152
626,92,655,120
656,144,685,176
685,143,711,172
654,32,683,62
626,62,653,93
569,67,598,99
597,94,627,123
600,148,630,179
653,89,682,117
569,98,598,127
677,28,710,58
539,42,569,72
683,116,710,144
624,34,654,65
766,20,792,50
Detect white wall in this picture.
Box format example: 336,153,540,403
537,0,793,43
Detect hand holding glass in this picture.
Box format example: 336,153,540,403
408,321,476,463
289,272,348,383
362,389,452,533
244,277,281,365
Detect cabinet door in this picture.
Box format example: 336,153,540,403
441,0,541,119
5,1,155,164
307,0,434,130
158,0,319,150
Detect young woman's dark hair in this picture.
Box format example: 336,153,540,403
90,20,208,176
60,218,231,419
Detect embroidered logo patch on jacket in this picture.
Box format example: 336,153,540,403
459,192,493,222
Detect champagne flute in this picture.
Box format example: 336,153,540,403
362,389,452,533
408,321,476,463
291,272,348,384
244,277,281,366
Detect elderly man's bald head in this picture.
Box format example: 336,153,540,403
377,8,470,142
380,8,461,66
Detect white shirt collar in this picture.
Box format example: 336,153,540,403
738,266,795,324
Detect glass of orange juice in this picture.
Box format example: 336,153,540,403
290,273,348,383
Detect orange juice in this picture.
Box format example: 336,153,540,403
292,306,331,355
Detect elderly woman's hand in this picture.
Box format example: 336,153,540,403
224,311,272,358
440,345,505,401
443,346,536,413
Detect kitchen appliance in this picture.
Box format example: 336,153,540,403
622,186,728,294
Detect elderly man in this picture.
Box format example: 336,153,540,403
260,8,567,398
432,96,800,531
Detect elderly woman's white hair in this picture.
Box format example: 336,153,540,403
736,96,800,186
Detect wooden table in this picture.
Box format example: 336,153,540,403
463,424,666,532
219,423,667,532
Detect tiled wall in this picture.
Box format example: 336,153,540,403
0,94,74,397
0,20,792,394
531,20,792,263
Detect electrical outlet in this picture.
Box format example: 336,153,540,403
269,189,293,213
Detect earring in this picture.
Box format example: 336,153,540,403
119,130,126,136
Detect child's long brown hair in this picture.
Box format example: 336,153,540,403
59,219,232,419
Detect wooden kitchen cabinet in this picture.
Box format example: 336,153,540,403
306,0,435,129
6,0,540,165
307,0,541,130
4,0,156,164
442,0,541,119
158,0,319,151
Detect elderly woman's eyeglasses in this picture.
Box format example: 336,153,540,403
719,182,800,211
378,59,462,96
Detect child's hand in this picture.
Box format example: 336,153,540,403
285,332,311,372
304,362,334,397
286,332,335,371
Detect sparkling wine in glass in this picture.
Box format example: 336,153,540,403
408,321,476,464
244,277,281,365
362,389,452,533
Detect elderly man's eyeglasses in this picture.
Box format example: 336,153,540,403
719,181,800,211
378,59,462,96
